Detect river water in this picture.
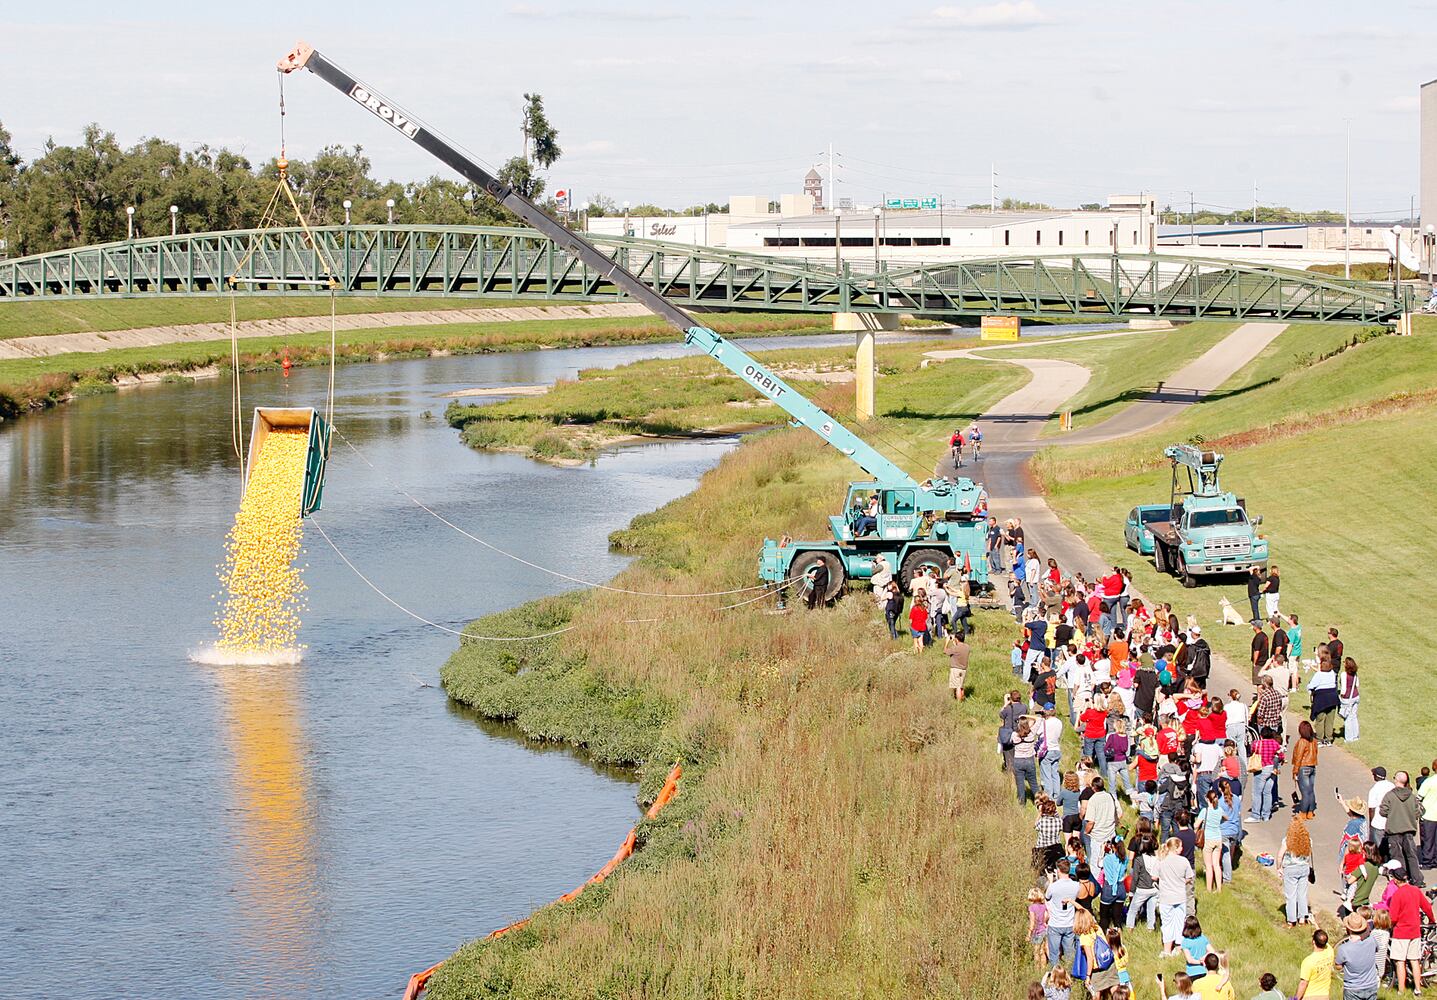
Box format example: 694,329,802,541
0,331,891,999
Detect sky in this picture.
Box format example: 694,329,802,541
1,0,1432,218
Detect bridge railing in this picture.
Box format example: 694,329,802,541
0,226,1412,323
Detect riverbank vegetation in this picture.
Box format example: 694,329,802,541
0,311,829,421
428,387,1045,997
1033,323,1431,765
445,344,901,464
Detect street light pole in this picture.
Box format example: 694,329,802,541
872,206,881,270
343,199,352,226
386,198,395,224
834,208,842,272
1344,118,1352,280
126,205,135,240
1187,191,1196,245
169,204,178,236
622,200,630,237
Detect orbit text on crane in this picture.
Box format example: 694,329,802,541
742,364,788,400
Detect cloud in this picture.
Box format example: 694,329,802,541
1381,95,1420,113
931,1,1052,29
919,68,965,84
506,4,689,20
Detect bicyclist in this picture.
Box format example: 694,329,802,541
949,429,965,468
968,423,983,461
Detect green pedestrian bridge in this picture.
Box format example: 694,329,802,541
0,225,1412,324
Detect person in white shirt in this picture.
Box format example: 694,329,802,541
1223,691,1249,745
1368,766,1395,846
1024,552,1042,608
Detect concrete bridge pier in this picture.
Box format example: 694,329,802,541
832,312,899,422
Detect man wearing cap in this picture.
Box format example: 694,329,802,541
1334,911,1380,1000
1368,767,1395,853
1381,771,1425,886
1386,864,1435,995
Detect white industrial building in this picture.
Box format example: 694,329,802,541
725,207,1147,252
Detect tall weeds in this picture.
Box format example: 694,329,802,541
427,426,1036,1000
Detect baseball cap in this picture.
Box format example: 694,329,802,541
1191,626,1202,636
1373,767,1388,779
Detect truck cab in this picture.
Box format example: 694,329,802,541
1144,445,1268,587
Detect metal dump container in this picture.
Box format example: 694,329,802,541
245,406,331,517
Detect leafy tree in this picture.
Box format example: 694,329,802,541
520,93,561,169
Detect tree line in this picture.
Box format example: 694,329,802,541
0,95,577,257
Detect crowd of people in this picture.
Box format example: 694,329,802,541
965,527,1437,999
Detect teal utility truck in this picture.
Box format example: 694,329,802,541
280,41,991,607
1144,444,1267,587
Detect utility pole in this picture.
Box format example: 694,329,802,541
1188,191,1196,245
1253,180,1258,224
834,208,842,273
991,163,997,213
828,141,836,214
1345,118,1352,280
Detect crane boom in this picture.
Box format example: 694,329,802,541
277,41,917,488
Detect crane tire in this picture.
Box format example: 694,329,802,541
790,550,845,606
899,547,950,595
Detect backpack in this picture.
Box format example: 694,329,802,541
1093,936,1115,971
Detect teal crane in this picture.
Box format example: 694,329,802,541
278,42,990,604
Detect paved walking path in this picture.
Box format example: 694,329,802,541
939,321,1376,907
0,302,653,360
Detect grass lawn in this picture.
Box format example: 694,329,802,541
998,321,1238,432
0,294,528,339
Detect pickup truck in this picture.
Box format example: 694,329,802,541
1123,504,1169,555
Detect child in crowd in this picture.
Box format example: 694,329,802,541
1251,971,1283,1000
1107,927,1130,989
1135,779,1161,824
1027,887,1048,967
1042,965,1072,1000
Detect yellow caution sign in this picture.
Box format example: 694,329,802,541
980,315,1021,342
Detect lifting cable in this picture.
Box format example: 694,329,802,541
308,517,786,643
225,71,341,484
329,422,794,598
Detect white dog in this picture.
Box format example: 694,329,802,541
1218,596,1246,627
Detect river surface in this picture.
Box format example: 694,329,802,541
0,331,895,999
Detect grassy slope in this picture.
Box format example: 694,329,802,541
0,295,517,339
1034,328,1436,765
427,359,1037,999
445,340,981,464
1000,321,1238,432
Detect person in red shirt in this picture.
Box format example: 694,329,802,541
1387,870,1435,993
1080,704,1110,770
908,599,929,654
1156,723,1180,757
1196,705,1227,744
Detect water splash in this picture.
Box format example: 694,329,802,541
190,643,305,667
